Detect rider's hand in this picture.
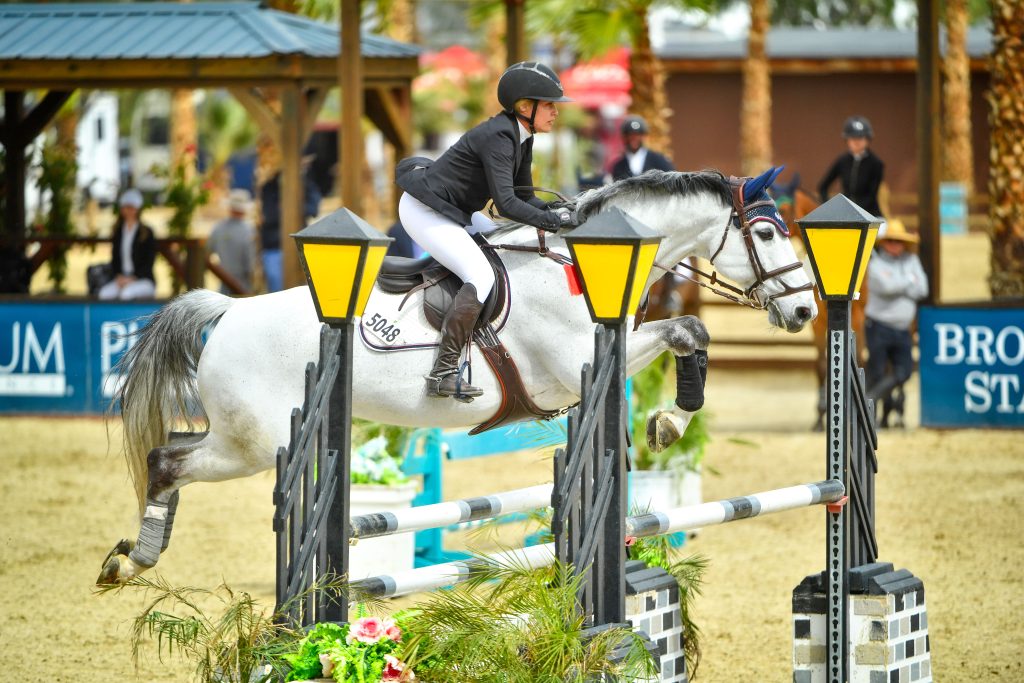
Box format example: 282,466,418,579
546,199,578,212
553,207,581,228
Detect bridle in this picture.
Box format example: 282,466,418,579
658,177,812,311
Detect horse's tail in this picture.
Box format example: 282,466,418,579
114,289,235,516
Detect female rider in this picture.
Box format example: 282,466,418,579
396,61,580,401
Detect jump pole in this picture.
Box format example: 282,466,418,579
349,480,845,599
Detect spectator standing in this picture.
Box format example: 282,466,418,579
259,166,321,292
98,188,157,300
610,115,674,182
818,116,885,217
208,189,256,295
864,219,929,427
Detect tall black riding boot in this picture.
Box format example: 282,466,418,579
426,283,484,400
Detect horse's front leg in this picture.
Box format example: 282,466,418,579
97,435,203,585
627,315,710,452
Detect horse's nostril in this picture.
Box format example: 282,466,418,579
796,306,812,321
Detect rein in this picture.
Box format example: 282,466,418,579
657,179,811,311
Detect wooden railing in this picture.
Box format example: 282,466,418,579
25,236,252,295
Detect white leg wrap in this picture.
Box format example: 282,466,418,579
129,499,169,568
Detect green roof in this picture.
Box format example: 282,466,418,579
0,2,420,61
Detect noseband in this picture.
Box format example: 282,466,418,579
667,178,812,310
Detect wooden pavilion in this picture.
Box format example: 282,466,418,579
0,1,420,289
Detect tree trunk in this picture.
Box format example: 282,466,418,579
942,0,973,192
987,0,1024,297
740,0,772,177
628,7,672,159
170,89,197,183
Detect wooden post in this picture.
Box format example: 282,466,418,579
916,0,941,303
280,86,305,289
505,0,526,66
340,0,364,217
2,91,26,247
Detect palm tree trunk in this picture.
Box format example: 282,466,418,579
740,0,772,177
171,89,197,184
987,0,1024,297
942,0,973,192
628,7,672,159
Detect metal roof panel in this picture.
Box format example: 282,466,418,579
0,1,421,61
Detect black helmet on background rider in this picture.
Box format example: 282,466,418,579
497,61,573,132
621,115,649,136
842,116,873,140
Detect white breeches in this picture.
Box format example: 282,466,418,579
399,193,495,304
98,278,156,300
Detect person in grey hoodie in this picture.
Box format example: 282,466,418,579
864,219,929,426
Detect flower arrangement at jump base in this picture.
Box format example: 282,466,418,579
285,617,416,683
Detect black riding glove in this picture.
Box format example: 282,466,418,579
553,207,581,228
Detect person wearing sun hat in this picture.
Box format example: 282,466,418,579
98,188,157,300
864,218,928,427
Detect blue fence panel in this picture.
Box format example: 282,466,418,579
919,305,1024,428
0,300,161,414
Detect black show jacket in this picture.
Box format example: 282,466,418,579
396,112,562,230
110,220,157,281
610,148,675,182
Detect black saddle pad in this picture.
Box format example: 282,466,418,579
375,234,508,331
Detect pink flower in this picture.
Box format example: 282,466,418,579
382,654,416,681
385,621,402,642
346,616,386,644
318,652,334,677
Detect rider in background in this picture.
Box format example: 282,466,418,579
817,115,884,217
395,61,580,401
610,115,674,182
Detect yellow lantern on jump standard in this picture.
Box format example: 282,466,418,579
796,194,882,300
293,208,392,325
564,207,663,324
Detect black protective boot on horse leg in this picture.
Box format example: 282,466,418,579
426,283,484,401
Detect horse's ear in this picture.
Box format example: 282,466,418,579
743,165,786,202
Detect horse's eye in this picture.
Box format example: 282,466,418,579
756,226,774,241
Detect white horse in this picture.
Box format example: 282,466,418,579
98,167,815,584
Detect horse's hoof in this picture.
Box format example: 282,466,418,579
647,410,686,453
96,539,140,585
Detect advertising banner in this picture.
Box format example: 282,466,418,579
0,301,160,413
919,305,1024,428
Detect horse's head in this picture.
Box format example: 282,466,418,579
708,167,817,332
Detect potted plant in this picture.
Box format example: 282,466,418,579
284,616,416,682
629,353,711,519
348,421,419,580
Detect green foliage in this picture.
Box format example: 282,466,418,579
771,0,898,27
282,622,349,681
400,556,658,682
200,95,259,168
159,157,210,240
630,353,711,471
97,574,306,683
35,141,78,292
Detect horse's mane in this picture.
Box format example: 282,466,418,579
577,169,733,220
486,169,734,239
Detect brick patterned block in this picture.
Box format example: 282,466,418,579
625,560,689,683
792,563,933,683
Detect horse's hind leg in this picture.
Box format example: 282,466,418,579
96,435,203,585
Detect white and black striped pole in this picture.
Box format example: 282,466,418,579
798,195,880,683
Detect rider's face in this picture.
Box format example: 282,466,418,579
521,100,559,133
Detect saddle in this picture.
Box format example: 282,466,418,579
372,233,559,435
377,234,507,331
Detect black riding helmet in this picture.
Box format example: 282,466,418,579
621,115,649,136
497,61,573,133
842,115,873,140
